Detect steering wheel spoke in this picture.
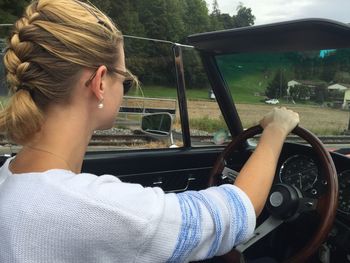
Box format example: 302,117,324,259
221,166,239,183
236,216,284,253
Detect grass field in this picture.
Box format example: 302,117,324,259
183,100,349,136
129,84,270,103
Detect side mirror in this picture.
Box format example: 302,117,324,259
141,113,172,137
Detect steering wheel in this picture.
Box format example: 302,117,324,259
208,125,338,263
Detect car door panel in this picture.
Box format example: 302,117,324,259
82,147,224,193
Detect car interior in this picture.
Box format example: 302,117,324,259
2,18,350,262
83,19,350,262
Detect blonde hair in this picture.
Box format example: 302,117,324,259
1,0,123,144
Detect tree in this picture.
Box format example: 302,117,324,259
182,0,210,35
0,0,29,24
163,0,186,42
219,13,234,29
289,85,312,101
212,0,220,16
182,49,210,90
90,0,112,14
232,3,255,28
209,0,223,31
313,85,328,104
321,53,338,82
265,69,288,99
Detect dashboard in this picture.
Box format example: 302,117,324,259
276,144,350,218
280,154,350,216
225,143,350,219
224,142,350,261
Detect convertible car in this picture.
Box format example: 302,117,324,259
1,19,350,262
89,18,350,263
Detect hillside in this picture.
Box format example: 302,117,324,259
216,52,294,103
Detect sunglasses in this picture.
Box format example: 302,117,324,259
85,68,136,95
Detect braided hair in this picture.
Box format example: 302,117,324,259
1,0,123,144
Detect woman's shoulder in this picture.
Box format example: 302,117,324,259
39,170,174,220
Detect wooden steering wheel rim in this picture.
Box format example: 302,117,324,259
209,125,338,263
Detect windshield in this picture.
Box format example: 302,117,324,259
216,49,350,149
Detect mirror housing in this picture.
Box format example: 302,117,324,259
141,113,178,147
141,113,173,137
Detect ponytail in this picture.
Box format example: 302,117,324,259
0,90,44,144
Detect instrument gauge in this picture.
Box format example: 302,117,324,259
338,170,350,214
279,155,318,191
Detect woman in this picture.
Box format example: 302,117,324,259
0,0,299,262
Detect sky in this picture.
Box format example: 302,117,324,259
206,0,350,25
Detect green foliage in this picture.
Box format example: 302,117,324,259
321,54,338,82
89,0,112,14
0,0,29,24
312,85,328,103
182,48,210,90
233,3,255,27
209,1,255,30
289,85,312,101
265,69,288,98
1,0,256,93
328,89,345,101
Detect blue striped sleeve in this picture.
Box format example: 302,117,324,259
219,185,253,244
167,191,202,262
169,185,255,262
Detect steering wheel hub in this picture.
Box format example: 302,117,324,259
266,184,302,220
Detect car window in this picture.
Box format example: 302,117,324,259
181,46,230,147
216,49,350,148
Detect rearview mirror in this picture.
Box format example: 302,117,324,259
141,113,172,137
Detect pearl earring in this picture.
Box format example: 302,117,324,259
98,98,104,109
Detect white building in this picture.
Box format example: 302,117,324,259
343,89,350,109
327,83,349,91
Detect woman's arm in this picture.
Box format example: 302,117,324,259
234,107,299,216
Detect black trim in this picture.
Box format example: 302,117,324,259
173,44,191,147
187,19,350,54
82,147,223,175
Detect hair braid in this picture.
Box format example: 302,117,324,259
1,0,123,144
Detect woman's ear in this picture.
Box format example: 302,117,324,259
89,66,108,101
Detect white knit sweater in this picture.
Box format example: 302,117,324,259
0,157,255,263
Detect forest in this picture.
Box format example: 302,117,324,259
0,0,255,41
0,0,255,90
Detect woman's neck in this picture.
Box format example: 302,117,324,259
11,104,94,174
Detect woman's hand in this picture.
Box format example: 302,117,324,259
259,107,300,137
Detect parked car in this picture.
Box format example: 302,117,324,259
2,19,350,262
265,98,279,105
